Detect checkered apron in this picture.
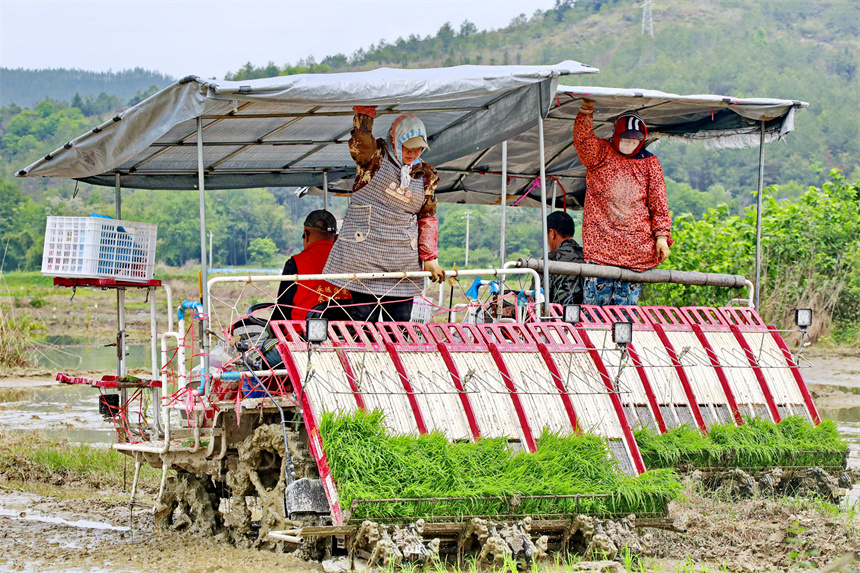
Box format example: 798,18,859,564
324,149,425,298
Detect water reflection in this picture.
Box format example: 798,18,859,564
30,344,150,372
0,385,116,443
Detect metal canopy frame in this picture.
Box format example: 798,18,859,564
21,63,599,378
19,71,807,372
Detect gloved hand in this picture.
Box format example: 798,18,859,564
424,259,446,283
352,105,378,119
580,98,595,112
656,236,671,262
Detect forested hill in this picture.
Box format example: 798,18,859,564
0,68,174,108
0,0,858,274
228,0,858,196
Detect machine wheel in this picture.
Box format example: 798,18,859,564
155,471,221,537
224,423,301,549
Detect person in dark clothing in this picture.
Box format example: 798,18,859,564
508,211,584,318
545,211,585,305
271,210,350,322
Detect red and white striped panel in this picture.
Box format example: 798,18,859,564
680,307,775,421
640,306,735,429
376,322,476,441
719,307,818,423
526,321,645,474
427,323,532,447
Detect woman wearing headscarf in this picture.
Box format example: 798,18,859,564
322,106,445,322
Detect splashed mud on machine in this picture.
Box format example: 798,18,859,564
19,64,851,566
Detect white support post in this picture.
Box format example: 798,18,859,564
754,121,765,310
463,210,472,267
537,104,551,317
197,117,211,389
323,171,329,211
115,174,127,412
499,140,508,315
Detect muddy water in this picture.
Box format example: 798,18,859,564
0,385,115,443
31,343,150,372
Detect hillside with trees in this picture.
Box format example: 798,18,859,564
0,68,174,108
0,0,858,337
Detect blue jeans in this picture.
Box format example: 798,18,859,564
583,275,642,306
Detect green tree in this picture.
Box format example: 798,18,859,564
248,237,278,264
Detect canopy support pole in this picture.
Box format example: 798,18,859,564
115,174,127,410
197,117,211,391
323,171,329,211
754,121,765,310
537,100,551,317
551,179,557,210
498,141,508,316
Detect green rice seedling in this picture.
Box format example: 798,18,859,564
319,410,682,520
0,428,163,491
635,425,723,468
634,416,847,471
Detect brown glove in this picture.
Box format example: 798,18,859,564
424,259,446,283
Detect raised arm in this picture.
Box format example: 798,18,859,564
348,106,379,169
572,100,608,169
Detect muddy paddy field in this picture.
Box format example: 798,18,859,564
0,274,858,572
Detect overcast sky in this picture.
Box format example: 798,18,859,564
0,0,557,79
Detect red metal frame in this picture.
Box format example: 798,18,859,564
425,322,487,350
678,307,743,426
374,323,432,436
426,322,487,440
728,323,780,422
575,326,646,474
766,324,820,425
650,322,708,433
719,308,781,422
332,345,367,411
624,344,667,433
478,324,539,453
588,305,666,434
53,277,162,288
526,323,587,432
282,343,345,525
486,341,537,452
679,306,728,332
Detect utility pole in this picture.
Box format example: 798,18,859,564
463,210,472,266
642,0,654,37
209,230,213,268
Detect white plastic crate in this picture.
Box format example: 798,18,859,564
41,216,158,282
410,296,435,323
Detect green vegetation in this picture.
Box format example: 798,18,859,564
0,428,163,491
319,409,681,520
0,304,42,368
645,170,860,342
635,416,848,470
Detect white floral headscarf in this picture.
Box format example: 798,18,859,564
388,114,428,189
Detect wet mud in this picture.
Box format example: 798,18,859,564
0,351,858,572
0,489,321,573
